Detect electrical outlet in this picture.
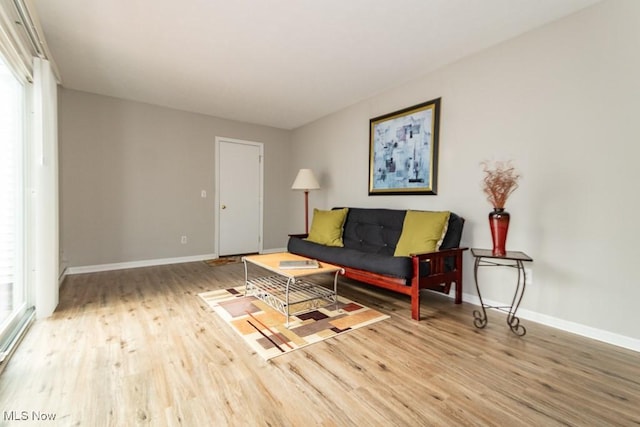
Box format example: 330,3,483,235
524,268,533,285
181,235,188,244
201,190,207,198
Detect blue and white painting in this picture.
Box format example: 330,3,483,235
369,100,439,194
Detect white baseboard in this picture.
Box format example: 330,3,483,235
260,247,287,254
459,292,640,353
66,253,217,275
66,250,287,275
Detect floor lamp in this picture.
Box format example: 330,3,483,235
291,169,320,234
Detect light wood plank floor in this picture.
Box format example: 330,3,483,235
1,261,639,426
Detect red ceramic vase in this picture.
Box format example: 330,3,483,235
489,208,510,256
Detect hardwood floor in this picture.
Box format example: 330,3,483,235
1,261,639,426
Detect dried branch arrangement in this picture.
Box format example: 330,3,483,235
481,160,520,209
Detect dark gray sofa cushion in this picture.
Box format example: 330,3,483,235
287,237,421,280
339,207,463,251
441,212,464,250
341,208,406,256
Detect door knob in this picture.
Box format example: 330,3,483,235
221,205,227,209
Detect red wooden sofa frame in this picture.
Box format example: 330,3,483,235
340,247,468,320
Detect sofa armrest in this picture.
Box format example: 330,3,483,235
288,233,309,239
410,247,468,306
411,247,469,275
410,247,468,259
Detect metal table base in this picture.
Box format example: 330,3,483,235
471,248,533,336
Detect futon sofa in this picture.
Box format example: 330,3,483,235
287,207,467,320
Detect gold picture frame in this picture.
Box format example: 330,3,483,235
369,98,441,195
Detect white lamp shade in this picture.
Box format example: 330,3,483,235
291,168,320,190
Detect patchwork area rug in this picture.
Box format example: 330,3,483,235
198,286,390,360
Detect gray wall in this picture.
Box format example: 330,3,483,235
291,0,640,344
59,88,291,267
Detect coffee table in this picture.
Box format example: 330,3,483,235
242,252,344,327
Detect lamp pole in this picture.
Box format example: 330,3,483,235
291,169,320,235
304,189,310,234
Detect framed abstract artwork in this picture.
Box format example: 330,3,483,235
369,98,441,195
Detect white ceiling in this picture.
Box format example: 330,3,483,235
33,0,600,130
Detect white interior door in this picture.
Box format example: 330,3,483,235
216,138,263,256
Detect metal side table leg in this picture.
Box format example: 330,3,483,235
506,260,527,336
472,257,488,329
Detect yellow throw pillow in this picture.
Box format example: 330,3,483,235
394,210,450,257
306,208,349,247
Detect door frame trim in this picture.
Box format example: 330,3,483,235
214,136,264,257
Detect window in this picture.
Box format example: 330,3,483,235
0,55,29,362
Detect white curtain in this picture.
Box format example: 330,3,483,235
32,57,58,318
